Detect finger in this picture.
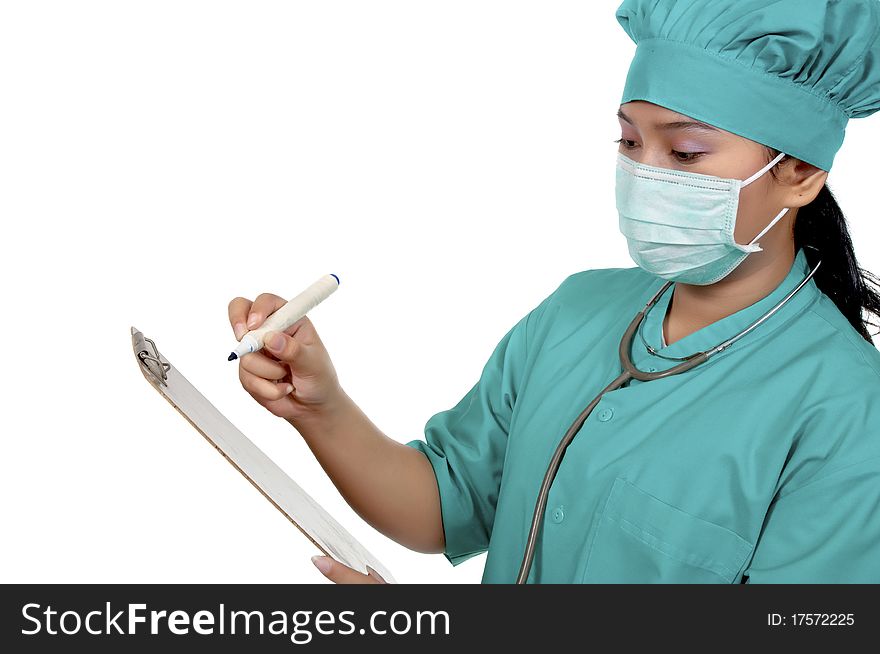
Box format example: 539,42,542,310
239,351,288,381
247,293,288,330
228,297,253,340
311,556,382,584
239,367,294,401
365,566,389,584
263,330,308,366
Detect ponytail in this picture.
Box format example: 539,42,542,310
766,147,880,344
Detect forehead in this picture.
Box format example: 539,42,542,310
618,101,728,136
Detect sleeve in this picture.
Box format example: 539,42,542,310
742,455,880,583
404,284,561,566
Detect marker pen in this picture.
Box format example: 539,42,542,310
228,273,340,361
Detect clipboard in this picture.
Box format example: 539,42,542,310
131,326,396,583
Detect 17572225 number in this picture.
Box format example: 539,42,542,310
767,613,855,627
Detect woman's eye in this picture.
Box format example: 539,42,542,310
614,138,705,163
672,150,704,162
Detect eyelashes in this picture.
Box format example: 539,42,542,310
614,138,705,163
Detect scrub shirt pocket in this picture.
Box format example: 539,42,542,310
581,477,754,583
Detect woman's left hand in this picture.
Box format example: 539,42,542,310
311,555,388,584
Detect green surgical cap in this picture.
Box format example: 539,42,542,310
615,0,880,171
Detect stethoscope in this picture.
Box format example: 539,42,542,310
515,245,822,584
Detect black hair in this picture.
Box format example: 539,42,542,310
765,146,880,344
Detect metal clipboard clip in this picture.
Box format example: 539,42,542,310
131,326,171,387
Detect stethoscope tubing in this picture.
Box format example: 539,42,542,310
514,249,822,584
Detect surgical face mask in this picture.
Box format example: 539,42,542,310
615,150,789,285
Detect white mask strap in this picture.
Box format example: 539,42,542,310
748,206,789,245
743,150,789,246
742,150,787,187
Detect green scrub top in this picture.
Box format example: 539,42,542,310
406,247,880,583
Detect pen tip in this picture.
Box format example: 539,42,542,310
228,352,237,361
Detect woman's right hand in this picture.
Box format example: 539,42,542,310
228,293,344,422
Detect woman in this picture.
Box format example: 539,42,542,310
228,0,880,583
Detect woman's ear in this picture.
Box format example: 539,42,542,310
779,158,829,208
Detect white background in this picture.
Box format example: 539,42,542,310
1,1,877,584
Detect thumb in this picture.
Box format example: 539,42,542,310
262,330,302,363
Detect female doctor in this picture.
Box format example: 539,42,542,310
227,0,880,583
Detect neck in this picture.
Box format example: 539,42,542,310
662,243,797,346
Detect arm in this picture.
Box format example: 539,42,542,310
289,391,445,555
295,283,557,564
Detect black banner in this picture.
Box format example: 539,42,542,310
1,584,875,651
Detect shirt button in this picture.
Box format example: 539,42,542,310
598,407,614,422
551,506,565,524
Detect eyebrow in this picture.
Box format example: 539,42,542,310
617,108,721,134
